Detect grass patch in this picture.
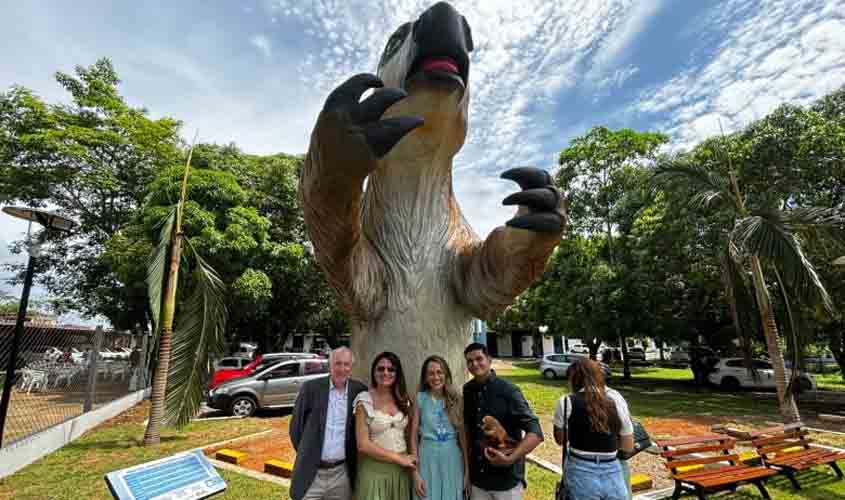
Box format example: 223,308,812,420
0,402,285,500
815,371,845,390
500,365,779,420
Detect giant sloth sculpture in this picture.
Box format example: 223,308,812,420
299,1,566,379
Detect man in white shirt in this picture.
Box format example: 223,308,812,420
291,347,368,500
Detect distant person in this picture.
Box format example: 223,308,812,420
290,347,367,500
129,348,141,368
463,343,543,500
410,355,470,500
554,358,634,500
354,352,416,500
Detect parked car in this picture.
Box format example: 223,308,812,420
207,358,330,416
208,352,319,389
670,350,691,363
540,353,611,380
708,358,816,391
568,346,590,356
214,356,252,370
626,347,659,362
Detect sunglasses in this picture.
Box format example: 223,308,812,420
376,366,396,373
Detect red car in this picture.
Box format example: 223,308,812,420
209,356,265,390
208,352,320,389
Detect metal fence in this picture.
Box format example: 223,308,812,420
0,320,151,448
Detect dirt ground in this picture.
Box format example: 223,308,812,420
203,411,297,472
2,379,134,444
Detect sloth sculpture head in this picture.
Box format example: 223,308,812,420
376,2,474,158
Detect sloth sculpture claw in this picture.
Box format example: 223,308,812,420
501,167,565,233
324,73,424,159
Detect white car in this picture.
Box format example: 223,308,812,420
708,358,816,391
540,353,611,380
568,346,590,356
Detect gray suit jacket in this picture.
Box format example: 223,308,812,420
289,377,368,500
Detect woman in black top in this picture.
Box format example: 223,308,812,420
553,359,634,500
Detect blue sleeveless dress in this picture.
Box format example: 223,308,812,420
415,392,464,500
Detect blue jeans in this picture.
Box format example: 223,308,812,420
564,456,627,500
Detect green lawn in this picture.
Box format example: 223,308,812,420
504,363,779,420
0,403,286,500
814,371,845,390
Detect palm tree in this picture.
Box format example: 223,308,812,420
656,150,842,423
143,143,228,445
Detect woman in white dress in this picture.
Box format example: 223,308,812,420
354,351,416,500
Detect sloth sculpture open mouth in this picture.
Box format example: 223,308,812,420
406,55,467,90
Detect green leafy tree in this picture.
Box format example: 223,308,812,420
656,130,844,422
555,127,668,377
0,59,181,329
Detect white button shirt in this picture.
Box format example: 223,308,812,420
321,379,348,461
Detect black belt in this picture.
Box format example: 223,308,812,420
569,452,617,464
319,459,345,469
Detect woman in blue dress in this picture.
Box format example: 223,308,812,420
410,355,470,500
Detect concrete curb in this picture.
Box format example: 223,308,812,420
526,454,562,475
207,457,291,487
192,428,274,453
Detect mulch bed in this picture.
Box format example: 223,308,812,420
203,413,296,473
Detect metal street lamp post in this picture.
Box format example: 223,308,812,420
0,207,75,447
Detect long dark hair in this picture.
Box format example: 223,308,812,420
568,358,619,434
418,355,463,429
371,351,413,413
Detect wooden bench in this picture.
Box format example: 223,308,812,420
751,423,845,489
657,434,777,499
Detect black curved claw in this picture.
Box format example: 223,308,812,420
358,88,409,123
325,73,383,112
502,188,559,211
364,116,425,159
501,167,552,190
505,212,564,233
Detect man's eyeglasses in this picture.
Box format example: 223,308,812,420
376,366,396,373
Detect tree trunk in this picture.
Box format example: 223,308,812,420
587,337,601,361
749,257,800,423
621,335,631,380
143,230,182,446
828,328,845,380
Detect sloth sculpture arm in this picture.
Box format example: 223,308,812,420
299,74,423,308
455,167,566,319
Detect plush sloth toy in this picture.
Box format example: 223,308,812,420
299,2,566,379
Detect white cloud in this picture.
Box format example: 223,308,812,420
635,0,845,150
250,34,272,57
590,0,662,71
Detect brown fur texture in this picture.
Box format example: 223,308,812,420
481,415,510,449
298,8,565,380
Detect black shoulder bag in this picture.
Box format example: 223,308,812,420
555,396,569,500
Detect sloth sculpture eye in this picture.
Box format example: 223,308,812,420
378,22,411,68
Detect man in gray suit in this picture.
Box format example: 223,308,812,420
290,347,367,500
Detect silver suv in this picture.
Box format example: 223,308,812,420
207,358,329,417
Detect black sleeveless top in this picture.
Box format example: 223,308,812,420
567,392,622,453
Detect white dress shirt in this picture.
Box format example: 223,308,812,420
321,379,349,461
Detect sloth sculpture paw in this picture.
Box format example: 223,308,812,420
500,167,565,233
323,73,424,159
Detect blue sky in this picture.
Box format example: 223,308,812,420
1,0,844,322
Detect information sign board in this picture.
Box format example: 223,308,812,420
104,449,226,500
